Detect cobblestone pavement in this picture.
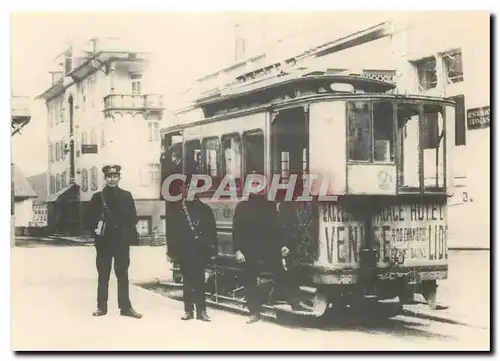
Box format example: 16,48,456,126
11,242,490,351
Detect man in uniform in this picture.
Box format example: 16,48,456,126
87,165,142,319
232,188,285,324
233,176,308,324
165,177,218,321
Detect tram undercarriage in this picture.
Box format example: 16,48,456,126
157,260,445,322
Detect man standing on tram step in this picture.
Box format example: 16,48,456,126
86,165,142,319
165,177,218,322
233,188,287,324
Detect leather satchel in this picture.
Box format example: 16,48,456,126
94,192,109,237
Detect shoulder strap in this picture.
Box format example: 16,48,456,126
181,201,199,237
100,191,108,207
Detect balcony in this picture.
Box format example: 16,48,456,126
103,94,164,114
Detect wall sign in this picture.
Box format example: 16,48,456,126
81,144,98,154
467,106,490,130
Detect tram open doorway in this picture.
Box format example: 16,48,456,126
271,106,309,188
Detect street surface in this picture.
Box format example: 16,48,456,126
11,238,490,351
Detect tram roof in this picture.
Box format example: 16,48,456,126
194,69,396,106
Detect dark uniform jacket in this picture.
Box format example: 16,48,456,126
87,186,138,245
165,198,218,263
232,194,287,265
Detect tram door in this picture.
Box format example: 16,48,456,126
271,107,309,191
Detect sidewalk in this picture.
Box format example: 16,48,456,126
403,250,490,329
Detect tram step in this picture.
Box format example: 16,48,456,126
273,304,319,317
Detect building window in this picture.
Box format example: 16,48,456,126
49,143,54,163
55,142,60,161
148,121,160,142
443,50,464,84
449,94,466,146
81,169,88,192
55,174,61,192
136,217,151,236
100,126,106,147
60,141,66,160
91,166,98,191
131,73,142,95
414,57,438,91
148,163,161,186
61,172,67,188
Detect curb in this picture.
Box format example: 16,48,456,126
48,236,93,243
402,307,488,329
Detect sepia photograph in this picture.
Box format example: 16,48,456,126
9,7,491,352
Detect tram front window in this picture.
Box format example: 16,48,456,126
396,102,446,190
347,100,395,163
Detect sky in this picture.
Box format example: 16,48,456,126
10,11,394,177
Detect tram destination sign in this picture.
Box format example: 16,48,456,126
467,106,490,130
372,203,448,268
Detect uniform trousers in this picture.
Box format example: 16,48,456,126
179,258,207,313
95,234,131,311
242,257,301,315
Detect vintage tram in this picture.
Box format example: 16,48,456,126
159,68,455,320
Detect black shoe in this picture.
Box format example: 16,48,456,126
246,314,261,324
197,311,211,322
93,309,107,317
181,312,194,320
120,308,142,319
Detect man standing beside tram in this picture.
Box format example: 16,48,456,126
232,168,307,324
164,175,218,322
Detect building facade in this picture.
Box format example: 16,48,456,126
37,37,165,239
392,12,490,249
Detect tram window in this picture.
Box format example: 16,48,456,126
347,101,372,161
422,104,445,188
396,103,420,188
373,101,395,162
202,137,220,178
222,134,242,179
243,130,264,175
184,139,203,175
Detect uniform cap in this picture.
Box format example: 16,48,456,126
102,164,122,176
